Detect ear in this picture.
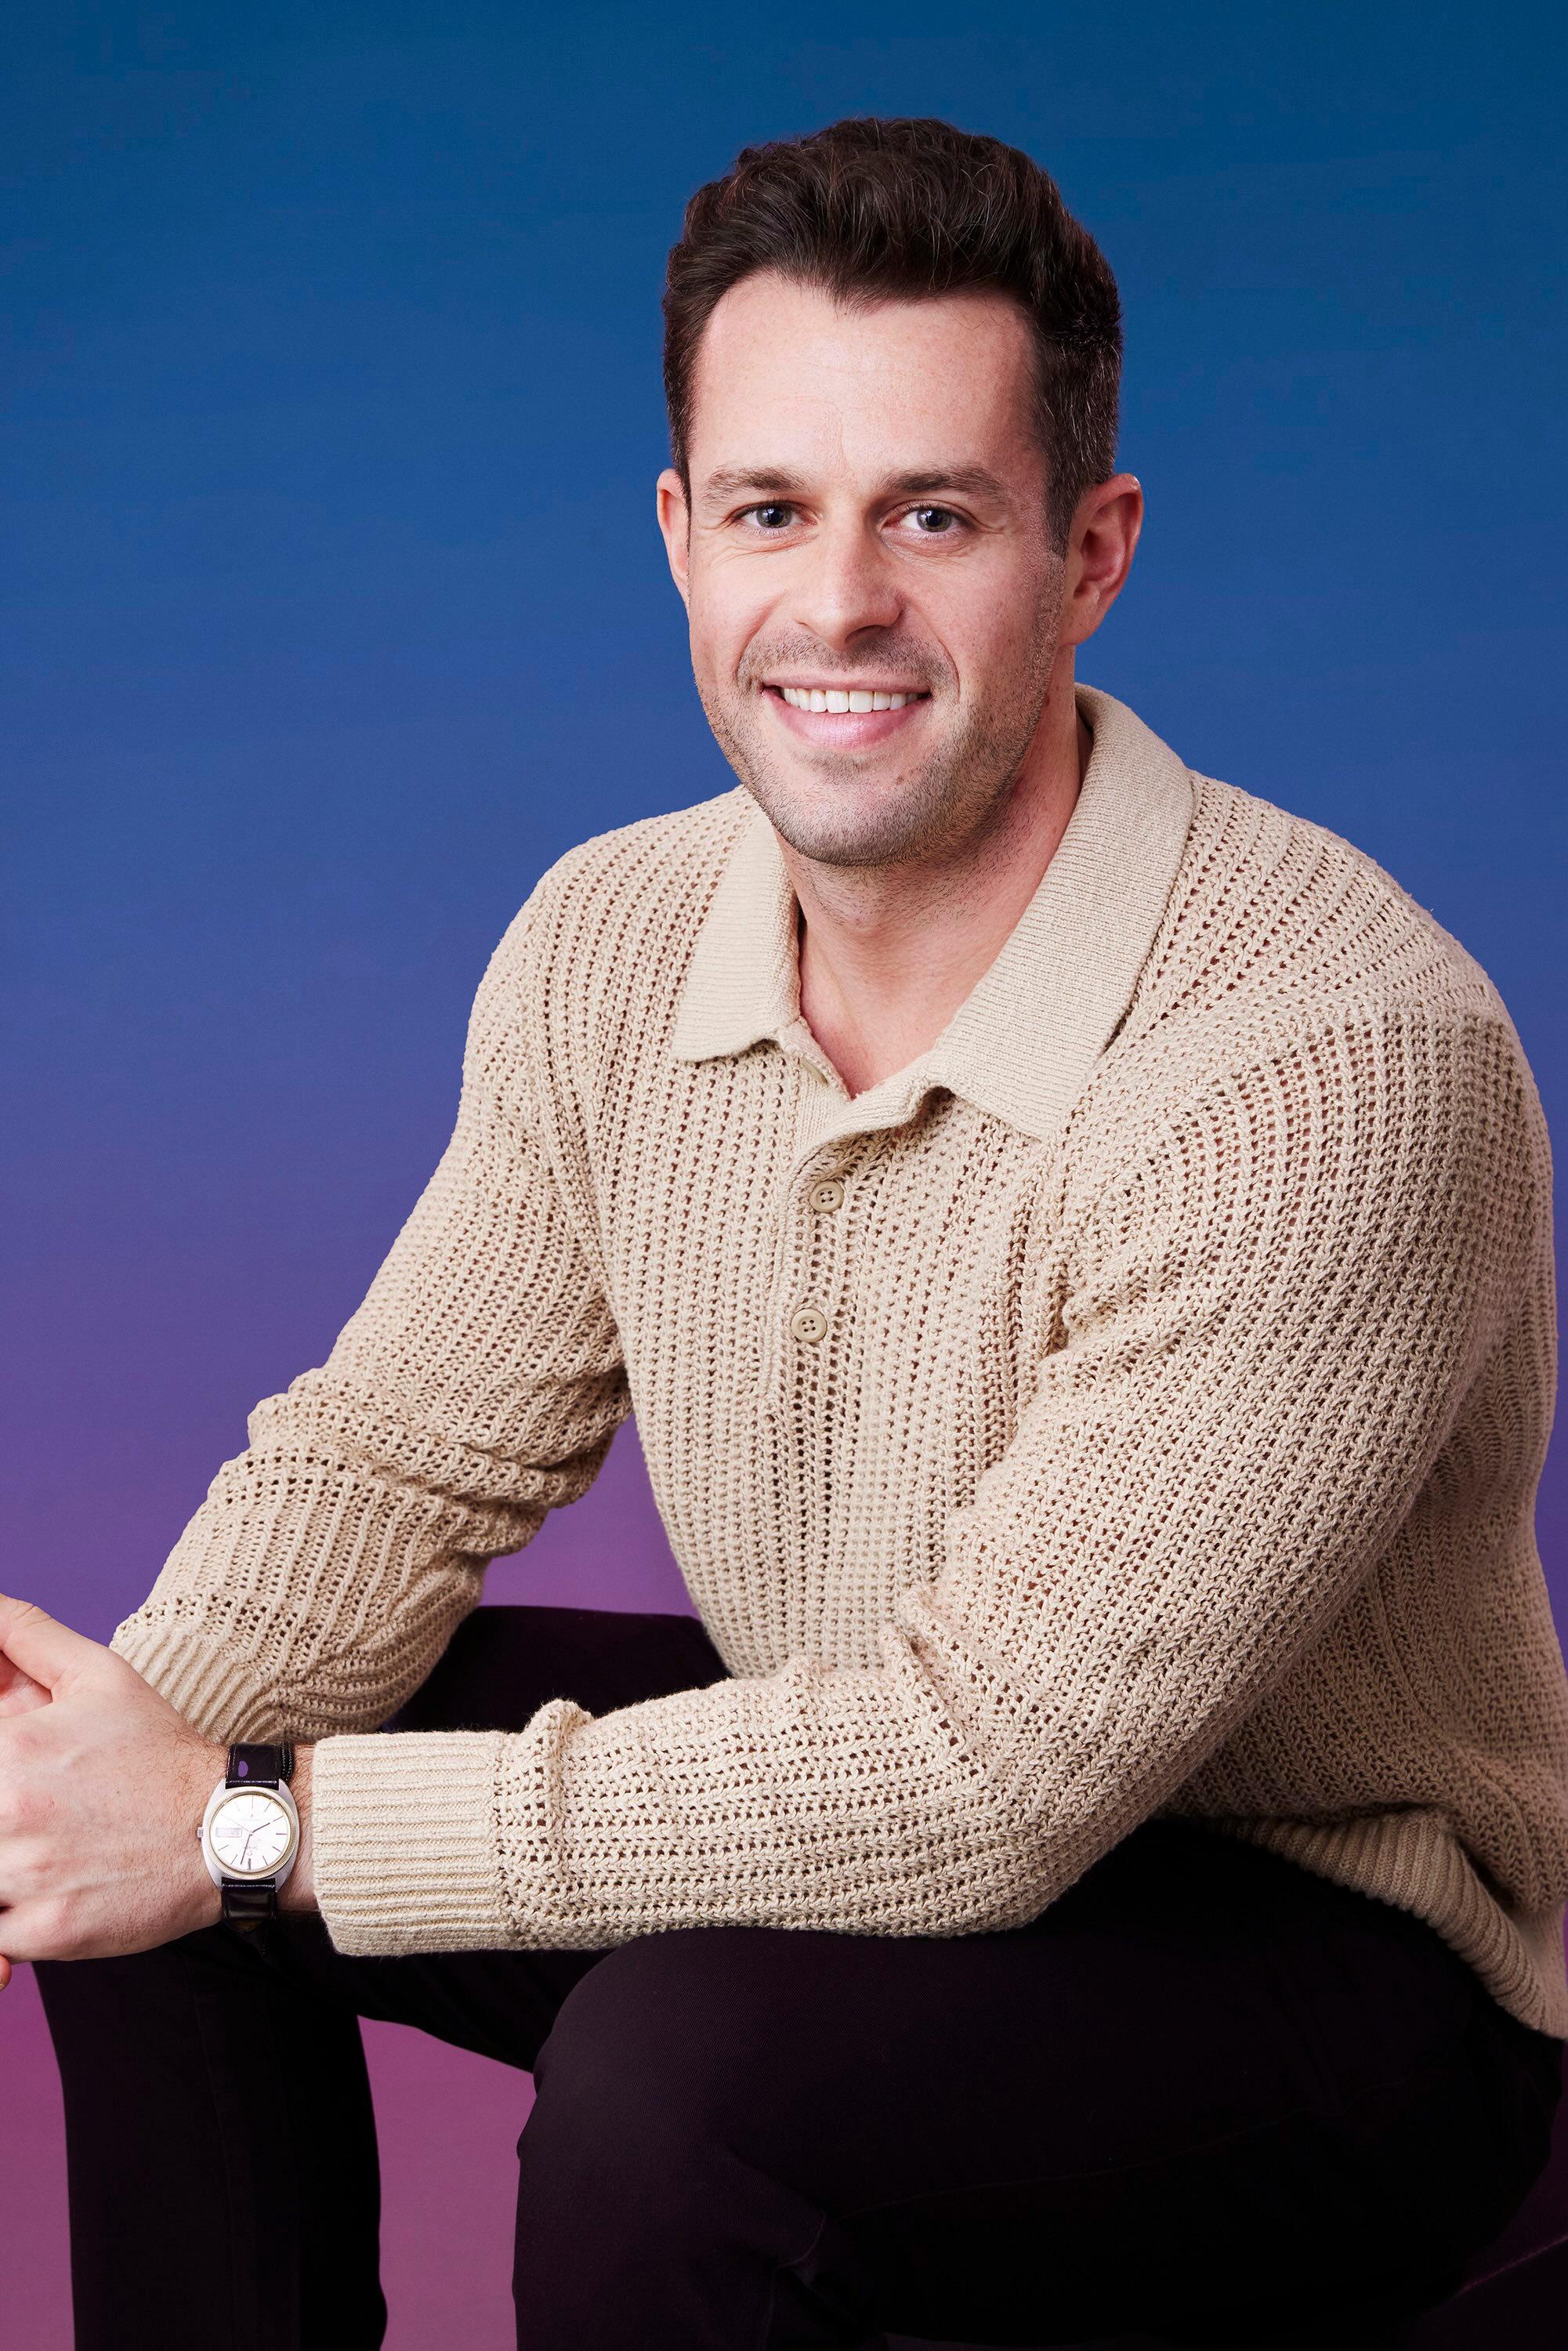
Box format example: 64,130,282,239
656,468,692,608
1059,473,1143,652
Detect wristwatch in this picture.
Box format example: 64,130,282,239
198,1743,300,1930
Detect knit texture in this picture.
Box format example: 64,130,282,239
110,682,1568,2034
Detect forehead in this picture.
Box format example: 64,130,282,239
685,272,1039,482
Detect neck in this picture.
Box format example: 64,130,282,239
783,671,1089,1099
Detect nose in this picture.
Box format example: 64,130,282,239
788,515,904,649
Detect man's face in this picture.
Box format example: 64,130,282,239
657,273,1071,868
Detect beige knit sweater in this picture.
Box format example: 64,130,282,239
110,681,1568,2036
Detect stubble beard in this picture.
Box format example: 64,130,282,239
693,592,1064,872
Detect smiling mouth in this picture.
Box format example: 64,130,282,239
765,684,929,713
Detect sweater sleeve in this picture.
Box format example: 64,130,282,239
309,1005,1538,1957
107,890,631,1744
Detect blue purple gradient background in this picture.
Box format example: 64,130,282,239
4,4,1565,2343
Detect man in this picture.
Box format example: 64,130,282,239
13,115,1568,2351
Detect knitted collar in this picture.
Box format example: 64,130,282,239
671,680,1197,1152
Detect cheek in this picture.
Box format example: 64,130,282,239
936,557,1057,690
686,571,773,686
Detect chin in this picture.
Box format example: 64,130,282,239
759,780,951,869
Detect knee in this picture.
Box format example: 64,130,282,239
531,1931,746,2135
520,1928,789,2209
514,1933,848,2342
34,1925,259,2055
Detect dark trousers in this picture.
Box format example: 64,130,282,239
35,1603,1564,2351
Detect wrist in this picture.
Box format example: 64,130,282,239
183,1741,230,1932
194,1739,318,1924
277,1743,316,1914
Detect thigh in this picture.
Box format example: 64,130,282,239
533,1818,1555,2346
381,1600,729,1734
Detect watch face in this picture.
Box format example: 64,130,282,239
209,1789,294,1878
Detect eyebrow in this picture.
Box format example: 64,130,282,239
697,463,1012,510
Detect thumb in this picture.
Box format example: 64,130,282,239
0,1594,97,1694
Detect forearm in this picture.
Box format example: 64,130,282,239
108,1348,626,1747
105,1353,601,1745
306,1635,1051,1958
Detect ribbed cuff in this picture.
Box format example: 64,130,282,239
310,1699,592,1958
109,1620,283,1744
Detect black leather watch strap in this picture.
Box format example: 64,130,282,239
222,1878,280,1929
226,1742,295,1788
219,1744,296,1931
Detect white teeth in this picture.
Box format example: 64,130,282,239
776,686,918,712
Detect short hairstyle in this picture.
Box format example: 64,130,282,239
662,115,1124,555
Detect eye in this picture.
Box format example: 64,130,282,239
908,505,959,534
741,502,797,531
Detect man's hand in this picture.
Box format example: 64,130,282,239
0,1592,316,1991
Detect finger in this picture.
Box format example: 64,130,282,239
0,1595,96,1694
0,1953,10,1991
0,1656,51,1717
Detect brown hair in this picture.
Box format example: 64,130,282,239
662,116,1123,555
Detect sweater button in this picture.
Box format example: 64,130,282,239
790,1304,829,1345
809,1177,845,1213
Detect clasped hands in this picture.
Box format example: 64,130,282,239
0,1592,315,1992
